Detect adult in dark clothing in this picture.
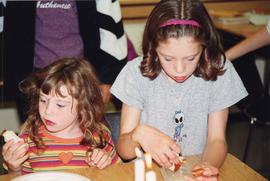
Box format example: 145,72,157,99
221,19,270,120
0,0,127,121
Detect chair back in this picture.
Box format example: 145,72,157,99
105,112,121,145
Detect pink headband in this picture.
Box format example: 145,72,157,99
160,19,200,28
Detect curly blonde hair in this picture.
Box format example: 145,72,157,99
19,58,107,153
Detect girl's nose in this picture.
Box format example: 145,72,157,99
175,60,185,73
45,101,54,115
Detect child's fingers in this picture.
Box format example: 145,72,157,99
2,140,15,154
87,161,96,167
202,167,219,177
165,149,179,165
14,153,29,167
17,142,29,151
87,149,104,167
2,141,19,161
91,149,104,164
8,153,29,171
98,160,110,169
191,164,218,181
8,141,26,156
151,153,163,167
12,144,29,160
196,162,219,177
10,140,25,152
100,157,112,169
90,149,99,162
156,152,171,168
96,155,107,168
86,152,95,166
3,141,27,163
96,154,112,169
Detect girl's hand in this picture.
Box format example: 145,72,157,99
86,148,112,169
2,139,29,172
133,124,180,168
184,162,219,181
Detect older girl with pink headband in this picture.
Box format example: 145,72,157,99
111,0,247,180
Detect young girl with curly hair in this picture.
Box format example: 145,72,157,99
2,58,120,174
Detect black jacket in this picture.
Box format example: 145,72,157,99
1,0,127,101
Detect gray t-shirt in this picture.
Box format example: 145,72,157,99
111,57,247,156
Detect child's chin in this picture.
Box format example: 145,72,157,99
45,126,59,133
174,79,186,83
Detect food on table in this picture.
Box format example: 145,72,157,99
1,129,21,143
1,130,27,171
169,162,181,172
192,167,205,177
168,156,186,172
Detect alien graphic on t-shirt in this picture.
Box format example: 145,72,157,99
173,110,185,142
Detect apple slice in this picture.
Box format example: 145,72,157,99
169,162,181,172
168,156,186,172
192,167,205,177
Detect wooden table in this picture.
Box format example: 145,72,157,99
214,22,265,38
120,0,270,24
0,153,267,181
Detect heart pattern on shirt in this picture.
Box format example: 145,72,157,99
59,152,73,164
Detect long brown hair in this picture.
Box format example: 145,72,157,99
141,0,225,80
19,58,106,152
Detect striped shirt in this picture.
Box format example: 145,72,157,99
20,126,120,174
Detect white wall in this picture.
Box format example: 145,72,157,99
0,105,20,133
124,22,145,55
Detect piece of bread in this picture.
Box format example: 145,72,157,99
168,156,186,172
1,130,21,143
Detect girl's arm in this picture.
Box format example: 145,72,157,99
117,103,180,167
116,103,141,159
185,109,228,181
226,26,270,61
202,108,228,168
